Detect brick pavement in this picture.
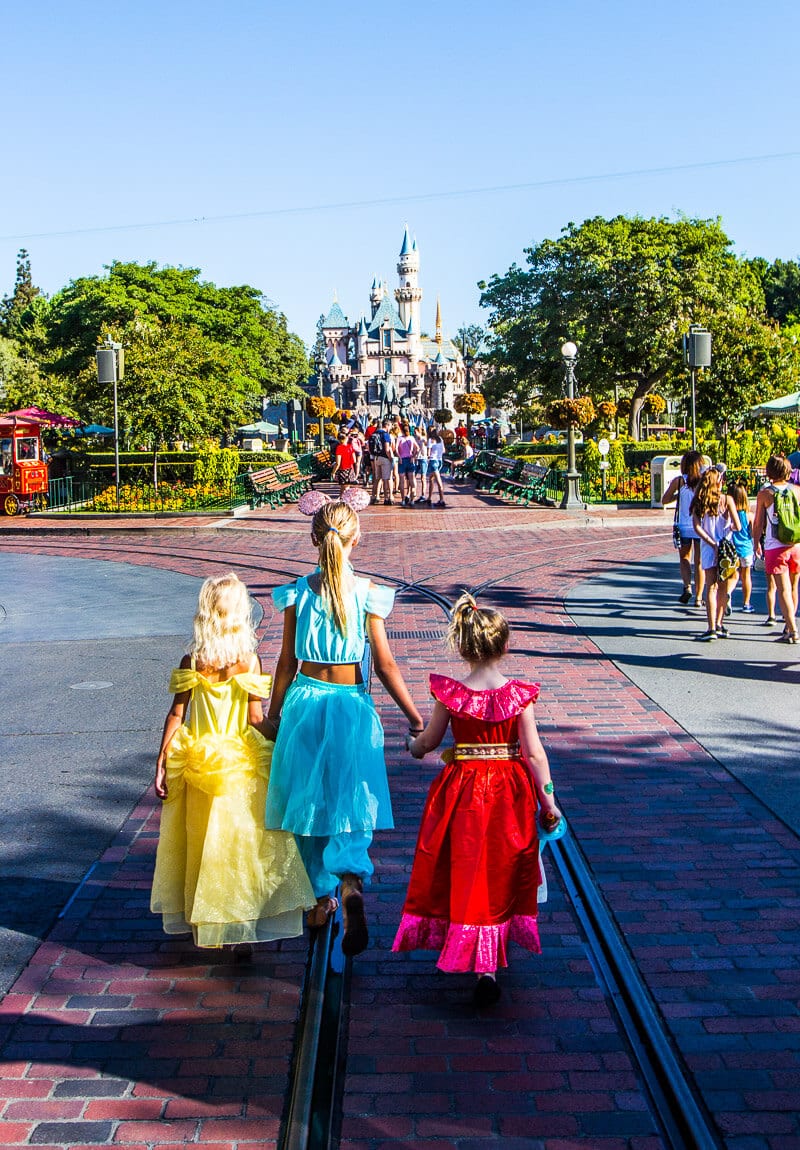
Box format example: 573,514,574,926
0,479,798,1148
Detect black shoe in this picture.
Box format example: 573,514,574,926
679,588,692,604
473,975,502,1007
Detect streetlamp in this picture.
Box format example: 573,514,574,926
683,325,711,451
315,353,327,448
461,337,475,434
96,335,123,506
559,341,583,510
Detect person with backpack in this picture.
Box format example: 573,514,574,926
369,418,395,506
753,454,800,644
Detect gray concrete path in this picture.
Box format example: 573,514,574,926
0,555,204,993
567,551,800,834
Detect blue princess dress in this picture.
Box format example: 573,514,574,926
265,570,395,897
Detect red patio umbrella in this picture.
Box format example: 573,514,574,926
0,406,82,427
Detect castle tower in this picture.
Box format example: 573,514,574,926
395,226,422,334
369,276,383,318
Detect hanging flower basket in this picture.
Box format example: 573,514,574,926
306,395,337,419
433,408,453,424
453,392,485,416
597,400,617,421
545,397,596,428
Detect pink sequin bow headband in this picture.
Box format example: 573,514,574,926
297,487,371,517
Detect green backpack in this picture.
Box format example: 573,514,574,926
772,484,800,545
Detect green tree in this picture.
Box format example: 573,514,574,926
46,261,308,419
697,308,798,424
752,257,800,325
72,318,245,487
0,336,69,413
1,249,45,340
479,215,767,439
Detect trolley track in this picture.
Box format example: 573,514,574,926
1,522,724,1148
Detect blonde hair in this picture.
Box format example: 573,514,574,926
689,468,722,518
189,572,257,669
311,501,360,635
447,592,509,663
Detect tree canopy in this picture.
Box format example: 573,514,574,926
45,261,307,425
479,215,795,436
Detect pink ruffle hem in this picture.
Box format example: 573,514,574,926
393,912,541,974
429,674,540,722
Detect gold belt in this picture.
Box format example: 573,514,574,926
453,742,520,760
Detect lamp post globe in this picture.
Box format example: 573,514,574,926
559,341,584,510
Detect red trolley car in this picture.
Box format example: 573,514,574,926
0,417,49,515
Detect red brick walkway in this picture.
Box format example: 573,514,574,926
0,481,798,1149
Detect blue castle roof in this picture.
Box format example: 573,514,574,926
322,301,349,329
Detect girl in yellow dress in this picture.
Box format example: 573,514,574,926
150,572,315,952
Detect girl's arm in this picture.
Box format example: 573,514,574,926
263,607,298,737
367,614,424,730
726,496,741,532
155,654,192,799
247,652,269,730
517,703,562,823
692,512,716,547
661,476,681,505
407,700,450,758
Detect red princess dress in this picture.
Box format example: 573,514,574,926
392,674,544,974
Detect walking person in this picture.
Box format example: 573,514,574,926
396,421,418,506
728,480,755,612
662,450,705,606
413,426,429,503
150,573,315,954
331,431,357,495
753,454,800,643
427,430,447,507
264,499,424,953
393,594,561,1005
691,469,741,641
369,418,394,506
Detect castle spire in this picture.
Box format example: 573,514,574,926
435,296,443,345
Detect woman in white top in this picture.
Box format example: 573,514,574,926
413,428,430,504
691,469,740,640
662,450,705,606
427,432,447,508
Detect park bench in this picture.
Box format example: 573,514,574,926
498,461,551,506
449,450,480,481
473,454,523,492
244,466,301,510
308,449,333,480
273,459,312,499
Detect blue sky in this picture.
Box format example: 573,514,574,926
2,0,799,349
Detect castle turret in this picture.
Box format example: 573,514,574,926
370,276,383,318
395,225,422,334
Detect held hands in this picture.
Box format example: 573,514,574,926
406,728,424,758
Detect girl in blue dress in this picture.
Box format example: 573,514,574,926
264,499,423,955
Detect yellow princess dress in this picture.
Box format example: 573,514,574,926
150,661,315,947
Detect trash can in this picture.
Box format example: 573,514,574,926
650,455,682,508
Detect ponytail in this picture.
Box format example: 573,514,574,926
447,592,509,662
311,502,360,635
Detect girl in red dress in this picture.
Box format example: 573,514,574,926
392,593,561,1006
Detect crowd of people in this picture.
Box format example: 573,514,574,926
330,417,449,507
663,447,800,643
150,499,561,1006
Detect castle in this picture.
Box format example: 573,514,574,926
313,227,466,420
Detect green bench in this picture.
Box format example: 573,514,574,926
498,461,551,505
473,454,523,492
244,466,301,509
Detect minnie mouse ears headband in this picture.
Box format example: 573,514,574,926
297,487,371,517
